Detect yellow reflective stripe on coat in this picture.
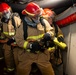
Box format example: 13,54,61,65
24,34,44,49
27,34,44,40
48,47,55,52
3,32,8,35
3,32,15,36
9,32,15,36
23,41,28,49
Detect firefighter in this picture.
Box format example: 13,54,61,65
0,14,4,60
14,2,55,75
0,2,22,74
42,8,67,75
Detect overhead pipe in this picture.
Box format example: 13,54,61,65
7,0,76,15
56,12,76,27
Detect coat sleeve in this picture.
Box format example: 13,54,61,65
14,16,21,28
14,24,30,49
57,25,67,50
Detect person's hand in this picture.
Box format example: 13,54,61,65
43,33,51,41
40,33,52,48
7,38,15,45
57,36,64,42
29,41,42,53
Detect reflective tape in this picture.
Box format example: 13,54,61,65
23,41,28,49
3,32,15,36
27,34,44,40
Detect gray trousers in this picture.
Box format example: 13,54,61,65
53,64,63,75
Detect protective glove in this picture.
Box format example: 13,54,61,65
47,41,55,47
7,38,15,45
41,33,52,48
29,41,42,53
43,33,51,41
57,36,64,42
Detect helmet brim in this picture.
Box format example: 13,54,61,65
22,9,26,15
22,9,35,17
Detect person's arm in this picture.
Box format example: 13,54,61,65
14,24,43,53
14,24,30,49
55,25,67,50
0,22,8,43
14,15,21,28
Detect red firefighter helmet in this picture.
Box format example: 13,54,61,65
22,2,41,16
42,8,54,18
0,3,10,13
